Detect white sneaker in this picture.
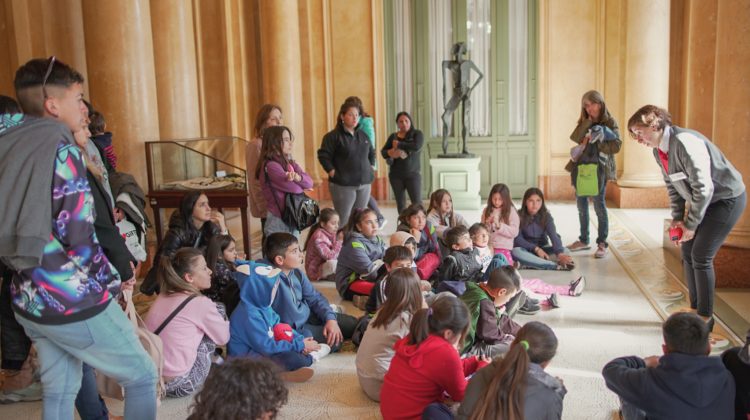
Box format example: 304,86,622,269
310,344,331,362
329,304,344,314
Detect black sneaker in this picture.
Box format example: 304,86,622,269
546,293,560,308
569,276,586,296
518,300,541,315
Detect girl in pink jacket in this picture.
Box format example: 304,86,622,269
481,183,520,264
304,208,342,281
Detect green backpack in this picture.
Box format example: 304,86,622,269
576,163,599,196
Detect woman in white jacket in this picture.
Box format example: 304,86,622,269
355,268,425,401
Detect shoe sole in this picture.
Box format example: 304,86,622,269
568,246,591,252
280,367,314,383
571,276,586,296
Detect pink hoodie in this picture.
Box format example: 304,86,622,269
304,227,342,281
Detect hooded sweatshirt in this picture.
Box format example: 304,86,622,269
0,115,121,324
602,352,735,420
380,335,487,420
335,231,386,297
228,262,307,359
271,267,336,331
304,227,342,281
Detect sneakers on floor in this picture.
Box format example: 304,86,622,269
556,262,574,271
352,295,369,311
594,244,608,258
310,344,331,362
0,381,42,404
280,367,315,383
569,276,586,296
546,293,560,308
518,299,541,315
329,304,345,314
568,241,591,252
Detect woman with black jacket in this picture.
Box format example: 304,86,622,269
318,99,376,226
140,191,227,295
381,111,424,214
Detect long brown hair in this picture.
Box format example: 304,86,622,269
343,207,377,239
255,126,294,181
253,104,282,138
158,247,204,296
427,189,456,226
518,187,550,229
370,268,423,329
205,234,236,273
483,183,514,224
468,322,558,420
407,295,469,348
303,207,339,251
577,90,612,125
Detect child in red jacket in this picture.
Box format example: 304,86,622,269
380,295,489,420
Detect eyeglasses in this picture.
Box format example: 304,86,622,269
41,56,57,99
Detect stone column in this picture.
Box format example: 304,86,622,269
81,0,160,190
617,0,670,189
258,0,305,162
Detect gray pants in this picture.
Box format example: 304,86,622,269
330,182,371,225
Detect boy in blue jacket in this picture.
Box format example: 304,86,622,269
228,259,321,381
266,233,358,352
602,312,735,420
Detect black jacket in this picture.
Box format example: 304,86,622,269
140,212,221,295
317,125,375,186
602,353,735,420
87,171,134,280
381,129,424,176
439,247,483,284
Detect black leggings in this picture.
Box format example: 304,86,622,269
681,192,746,317
389,173,422,214
0,267,31,370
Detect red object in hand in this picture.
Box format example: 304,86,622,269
669,227,683,242
273,323,294,342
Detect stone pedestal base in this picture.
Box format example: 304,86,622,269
430,157,482,210
611,183,670,208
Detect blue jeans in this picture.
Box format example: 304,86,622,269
16,301,158,420
511,246,559,270
422,402,454,419
482,253,510,281
75,363,108,420
576,181,608,246
620,397,647,420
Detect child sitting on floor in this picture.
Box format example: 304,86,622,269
188,358,288,420
204,234,239,304
461,266,522,358
228,259,325,382
722,329,750,420
356,268,424,401
512,187,575,271
380,296,489,420
144,248,230,398
365,246,416,315
470,223,494,273
304,208,342,281
397,203,442,280
458,322,566,420
602,312,735,419
481,183,519,264
426,189,470,255
437,225,484,295
266,232,357,353
335,208,386,301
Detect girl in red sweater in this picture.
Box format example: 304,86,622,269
380,295,489,420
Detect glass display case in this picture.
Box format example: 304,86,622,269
145,137,250,252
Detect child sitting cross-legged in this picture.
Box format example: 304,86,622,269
228,258,326,383
335,207,386,304
267,232,358,353
397,203,442,281
439,225,510,297
380,295,489,420
460,266,522,358
144,248,230,398
365,245,418,315
304,208,342,281
356,268,425,401
602,312,735,419
457,321,567,420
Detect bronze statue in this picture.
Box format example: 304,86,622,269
440,42,484,157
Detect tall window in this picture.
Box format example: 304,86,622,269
508,0,528,135
393,0,413,115
428,0,453,137
466,0,491,136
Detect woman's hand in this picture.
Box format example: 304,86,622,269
679,228,695,243
328,169,335,178
410,228,422,242
392,139,400,149
211,210,227,233
534,247,550,260
557,253,574,266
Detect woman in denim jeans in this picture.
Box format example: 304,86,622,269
567,90,622,259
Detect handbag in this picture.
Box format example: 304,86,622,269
96,290,165,401
576,163,600,196
265,163,320,231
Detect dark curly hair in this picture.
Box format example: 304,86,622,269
188,358,288,420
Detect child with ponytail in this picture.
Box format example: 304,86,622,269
145,248,230,397
458,321,566,420
304,208,342,281
335,207,386,300
380,296,489,420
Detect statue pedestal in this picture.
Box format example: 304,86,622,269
429,157,482,210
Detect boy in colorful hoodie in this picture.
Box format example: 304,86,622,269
228,260,321,377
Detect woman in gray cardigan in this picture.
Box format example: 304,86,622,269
628,105,746,331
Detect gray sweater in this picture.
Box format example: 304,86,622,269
656,126,745,230
0,116,75,270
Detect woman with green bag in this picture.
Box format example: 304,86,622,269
566,90,622,258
